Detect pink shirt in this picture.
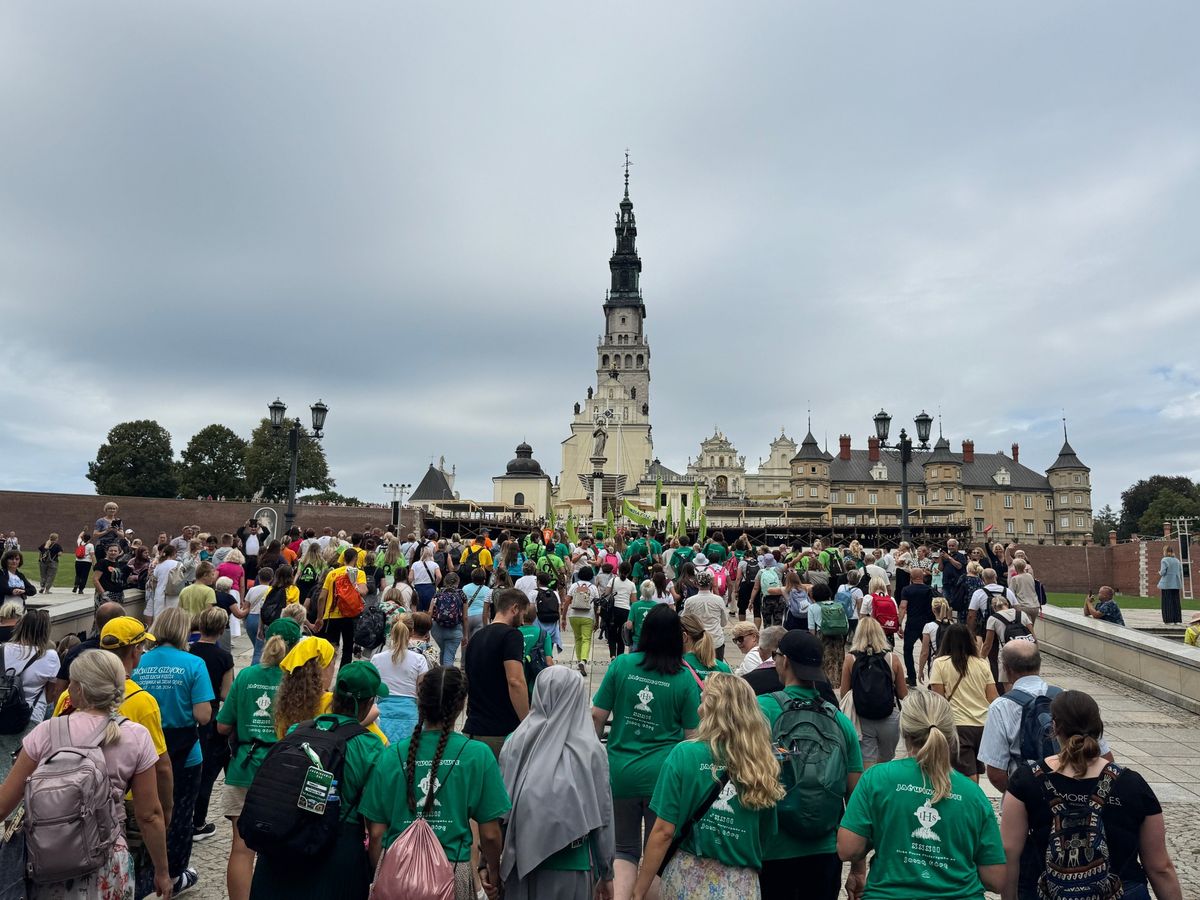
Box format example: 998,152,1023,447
217,562,246,590
23,713,158,820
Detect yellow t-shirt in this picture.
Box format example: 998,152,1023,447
930,655,993,727
1185,624,1200,647
179,583,216,617
318,692,388,744
54,677,168,757
285,584,301,605
321,566,367,620
460,545,493,569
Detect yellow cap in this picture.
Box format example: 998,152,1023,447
100,616,156,649
279,637,336,673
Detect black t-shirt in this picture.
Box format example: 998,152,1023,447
214,591,240,617
744,664,838,706
95,559,128,594
58,636,102,682
189,641,234,713
463,623,525,736
1008,763,1161,886
0,625,14,644
900,584,935,628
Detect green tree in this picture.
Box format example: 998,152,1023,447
87,420,178,497
299,490,363,506
1137,488,1200,537
176,424,249,499
1091,503,1118,546
243,418,332,500
1119,476,1199,538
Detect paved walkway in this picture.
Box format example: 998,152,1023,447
25,597,1175,899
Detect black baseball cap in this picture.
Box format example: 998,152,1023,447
777,630,826,682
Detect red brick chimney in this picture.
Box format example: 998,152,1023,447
867,437,880,462
839,434,852,461
1011,442,1020,464
962,439,975,463
1108,530,1117,546
1164,522,1173,539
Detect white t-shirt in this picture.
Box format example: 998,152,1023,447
865,564,890,586
244,534,261,557
568,581,599,614
370,648,430,699
922,620,949,656
970,585,1018,614
611,577,637,611
151,560,180,602
410,561,441,586
834,584,864,620
2,645,60,723
244,584,271,616
514,575,540,602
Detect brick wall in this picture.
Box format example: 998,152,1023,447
0,491,422,547
1020,540,1173,597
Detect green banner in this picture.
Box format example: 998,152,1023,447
623,498,654,526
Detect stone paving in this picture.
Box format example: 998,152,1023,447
134,611,1200,898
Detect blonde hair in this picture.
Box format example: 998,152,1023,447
868,576,889,595
899,689,958,803
931,597,951,622
640,580,656,601
680,612,715,668
389,617,411,664
69,650,127,746
282,604,307,627
152,607,191,649
730,621,758,641
966,561,983,577
197,606,228,637
696,673,784,810
261,634,290,667
226,549,246,565
851,616,889,655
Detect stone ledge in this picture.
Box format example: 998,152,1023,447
1035,605,1200,715
32,592,147,641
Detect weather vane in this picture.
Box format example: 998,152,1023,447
623,149,633,196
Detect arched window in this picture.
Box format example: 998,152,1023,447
637,354,644,367
613,356,620,368
624,354,632,368
514,492,525,507
630,387,637,399
601,354,609,367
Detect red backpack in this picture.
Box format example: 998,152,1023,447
870,593,899,638
333,571,364,618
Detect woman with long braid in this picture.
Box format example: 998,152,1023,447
363,666,511,899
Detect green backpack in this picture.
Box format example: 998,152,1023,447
817,600,849,637
769,693,849,838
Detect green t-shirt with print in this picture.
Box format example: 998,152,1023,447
757,684,863,860
651,740,775,869
702,543,727,564
592,652,701,799
359,731,511,862
682,652,732,681
840,757,1004,900
216,663,284,787
519,625,553,660
286,714,384,819
629,600,657,647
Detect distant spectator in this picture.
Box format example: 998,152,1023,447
1158,545,1184,626
36,533,63,594
1084,587,1125,626
1186,611,1200,648
1,549,37,610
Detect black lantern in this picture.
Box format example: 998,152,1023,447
873,409,892,443
310,400,328,436
914,410,934,447
268,398,287,429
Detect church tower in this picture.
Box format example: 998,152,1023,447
556,158,654,508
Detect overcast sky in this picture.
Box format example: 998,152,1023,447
2,2,1198,512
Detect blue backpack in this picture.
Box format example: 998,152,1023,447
1006,686,1061,764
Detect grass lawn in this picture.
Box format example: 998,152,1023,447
1047,592,1200,611
9,554,89,591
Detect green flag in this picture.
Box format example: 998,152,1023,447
606,507,615,540
698,511,708,546
655,476,663,517
565,512,579,546
665,505,674,537
623,498,654,526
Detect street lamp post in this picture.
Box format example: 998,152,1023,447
874,409,934,544
269,398,329,534
383,482,412,529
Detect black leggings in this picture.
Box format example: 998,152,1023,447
192,722,231,827
323,616,358,668
73,560,91,592
761,851,842,900
608,607,629,657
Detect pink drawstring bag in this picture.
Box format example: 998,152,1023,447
370,817,454,900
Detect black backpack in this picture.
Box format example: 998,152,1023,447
259,586,288,628
524,636,549,687
459,547,484,584
535,588,560,624
0,654,41,735
238,717,369,857
1002,610,1034,645
934,620,952,655
850,650,895,720
742,558,760,590
353,606,387,651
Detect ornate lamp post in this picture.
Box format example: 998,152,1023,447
269,398,328,533
873,409,933,543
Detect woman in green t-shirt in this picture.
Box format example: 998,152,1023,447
215,618,302,900
591,604,701,899
634,673,783,900
680,612,732,684
363,667,511,900
838,689,1006,899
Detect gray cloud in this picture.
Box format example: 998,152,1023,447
2,2,1199,511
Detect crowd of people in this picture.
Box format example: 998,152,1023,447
0,504,1185,900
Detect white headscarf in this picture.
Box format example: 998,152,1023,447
498,666,612,880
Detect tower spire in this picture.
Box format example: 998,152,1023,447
1062,410,1068,442
623,148,632,199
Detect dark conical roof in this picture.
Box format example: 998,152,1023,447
410,464,455,502
924,436,957,465
505,443,544,476
790,431,825,463
1047,439,1089,472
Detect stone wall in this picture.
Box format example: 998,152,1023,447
1019,539,1174,597
0,490,422,546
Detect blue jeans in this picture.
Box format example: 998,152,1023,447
431,623,463,667
537,618,562,653
414,583,435,613
246,613,263,665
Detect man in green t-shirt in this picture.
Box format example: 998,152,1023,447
623,529,661,582
757,630,866,900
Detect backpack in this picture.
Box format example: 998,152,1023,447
24,716,126,884
850,651,895,720
535,588,560,624
75,544,86,560
0,652,42,735
934,619,951,656
164,561,186,597
869,594,899,638
769,693,849,838
705,564,728,595
1032,761,1125,900
535,554,561,590
458,547,484,585
431,590,463,628
741,557,760,590
785,588,809,619
523,635,550,686
333,570,365,618
354,605,388,651
834,584,858,619
568,582,594,614
978,586,1006,631
1006,686,1062,764
1001,610,1035,645
260,586,288,627
1035,579,1048,606
758,566,781,595
817,600,848,637
239,717,369,858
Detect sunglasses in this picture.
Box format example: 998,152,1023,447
733,635,748,644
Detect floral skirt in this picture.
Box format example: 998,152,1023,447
30,843,134,900
660,850,759,900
